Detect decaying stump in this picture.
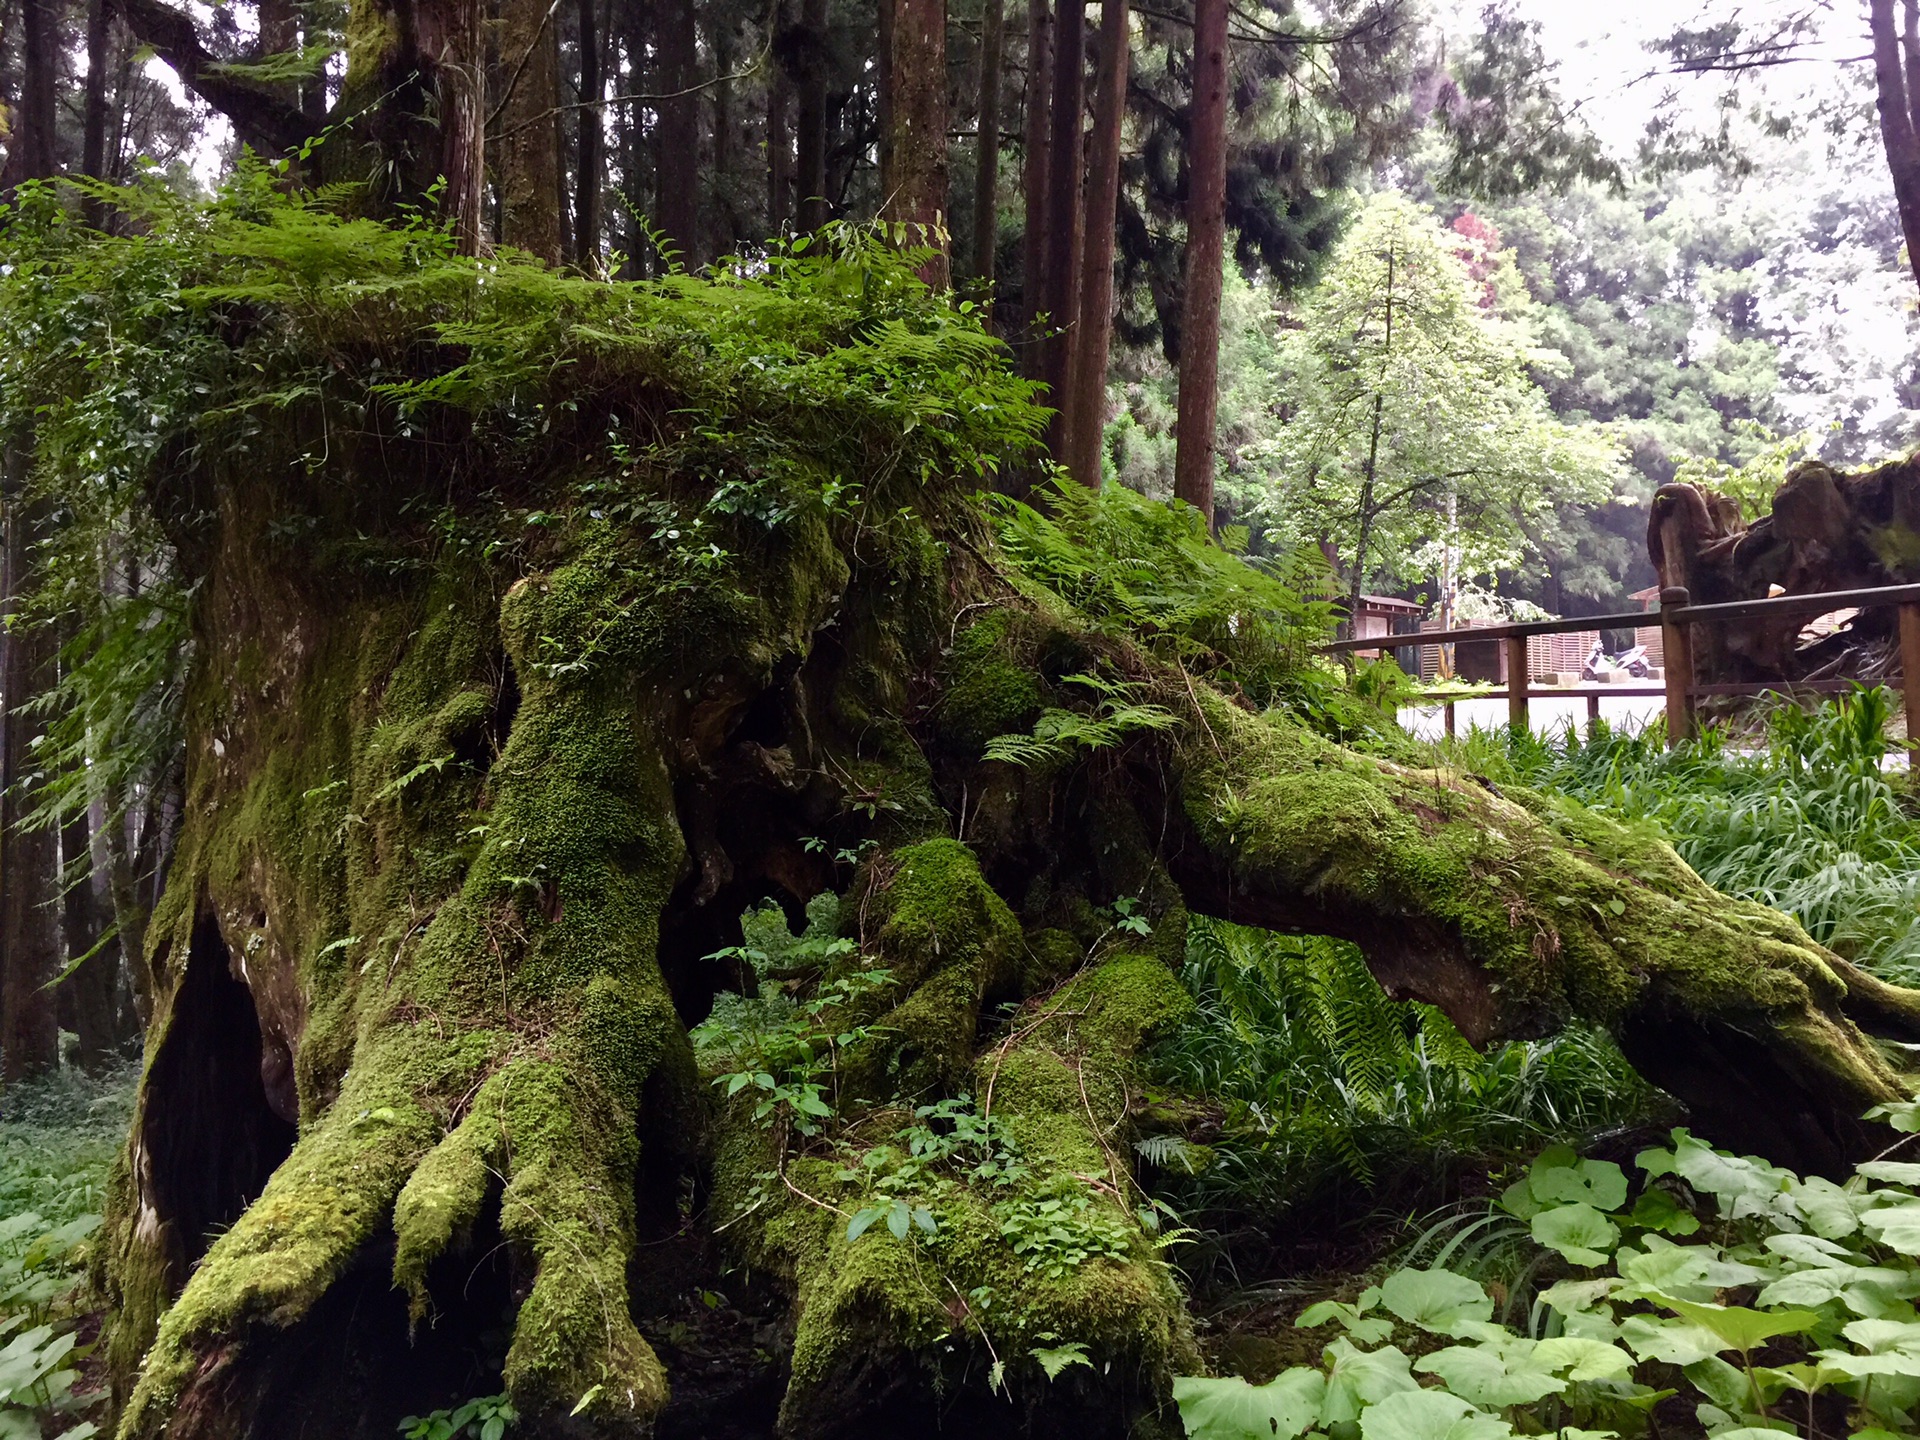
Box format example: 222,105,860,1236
1649,454,1920,683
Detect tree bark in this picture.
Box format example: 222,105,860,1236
885,0,949,284
81,0,115,230
712,14,738,253
1019,0,1052,370
1039,0,1085,453
1,0,58,191
971,0,1005,287
795,0,830,231
573,0,606,265
656,0,700,263
1871,0,1920,295
0,460,60,1082
769,7,795,233
1170,0,1226,524
497,0,564,263
62,803,119,1071
1061,0,1127,488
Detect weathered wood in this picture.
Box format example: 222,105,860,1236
1504,634,1528,731
1901,602,1920,753
1662,586,1695,746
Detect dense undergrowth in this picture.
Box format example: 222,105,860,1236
1436,687,1920,982
0,1063,134,1440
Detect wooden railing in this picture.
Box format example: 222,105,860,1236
1320,582,1920,746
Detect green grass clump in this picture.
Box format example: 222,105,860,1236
1144,919,1656,1227
1437,686,1920,982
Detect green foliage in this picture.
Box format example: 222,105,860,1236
1145,919,1656,1223
990,476,1336,709
0,1065,135,1440
691,898,894,1137
981,673,1178,768
1249,193,1622,603
1176,1132,1920,1439
1437,689,1920,980
397,1393,517,1440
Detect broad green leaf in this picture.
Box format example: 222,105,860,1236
1172,1368,1325,1440
1660,1297,1820,1353
1619,1315,1726,1367
1532,1204,1620,1266
1615,1240,1768,1302
1529,1155,1628,1212
1538,1278,1619,1316
1297,1300,1394,1345
1682,1354,1750,1410
1496,1177,1542,1221
1789,1176,1862,1239
1841,1316,1920,1354
1357,1389,1511,1440
1628,1187,1701,1236
1320,1340,1417,1426
1416,1341,1563,1407
1866,1099,1920,1133
1533,1337,1632,1381
1860,1200,1920,1254
1378,1268,1492,1335
1855,1161,1920,1186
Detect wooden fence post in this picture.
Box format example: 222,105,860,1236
1901,603,1920,758
1586,692,1600,733
1505,634,1529,733
1661,586,1694,746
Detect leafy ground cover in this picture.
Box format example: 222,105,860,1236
1175,1122,1920,1440
0,1062,134,1439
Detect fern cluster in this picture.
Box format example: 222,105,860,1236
1145,918,1656,1233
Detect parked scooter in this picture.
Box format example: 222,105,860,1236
1582,641,1650,682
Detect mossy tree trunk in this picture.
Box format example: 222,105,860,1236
100,372,1920,1440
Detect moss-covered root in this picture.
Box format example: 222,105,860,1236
842,838,1025,1095
1166,688,1917,1173
719,840,1198,1434
117,560,697,1439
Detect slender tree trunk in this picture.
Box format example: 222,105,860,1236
1062,0,1126,488
886,0,949,284
1170,0,1226,524
1039,0,1084,451
795,0,830,230
1872,0,1920,295
498,0,564,262
769,11,794,233
616,0,651,276
657,0,700,262
62,803,117,1071
878,0,895,192
81,0,114,228
971,0,1005,287
712,15,737,253
102,785,151,1026
1019,0,1052,371
433,0,489,251
574,0,606,265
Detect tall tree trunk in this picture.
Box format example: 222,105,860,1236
0,462,59,1081
615,0,651,275
1871,0,1920,295
768,42,794,232
574,0,607,265
656,0,700,263
886,0,949,284
498,0,564,262
1170,0,1225,525
100,786,151,1027
971,0,1005,287
1062,0,1126,488
1019,0,1051,371
795,0,830,230
712,14,737,252
81,0,114,229
1,0,58,191
1039,0,1084,452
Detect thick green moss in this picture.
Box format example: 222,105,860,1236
937,610,1044,752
